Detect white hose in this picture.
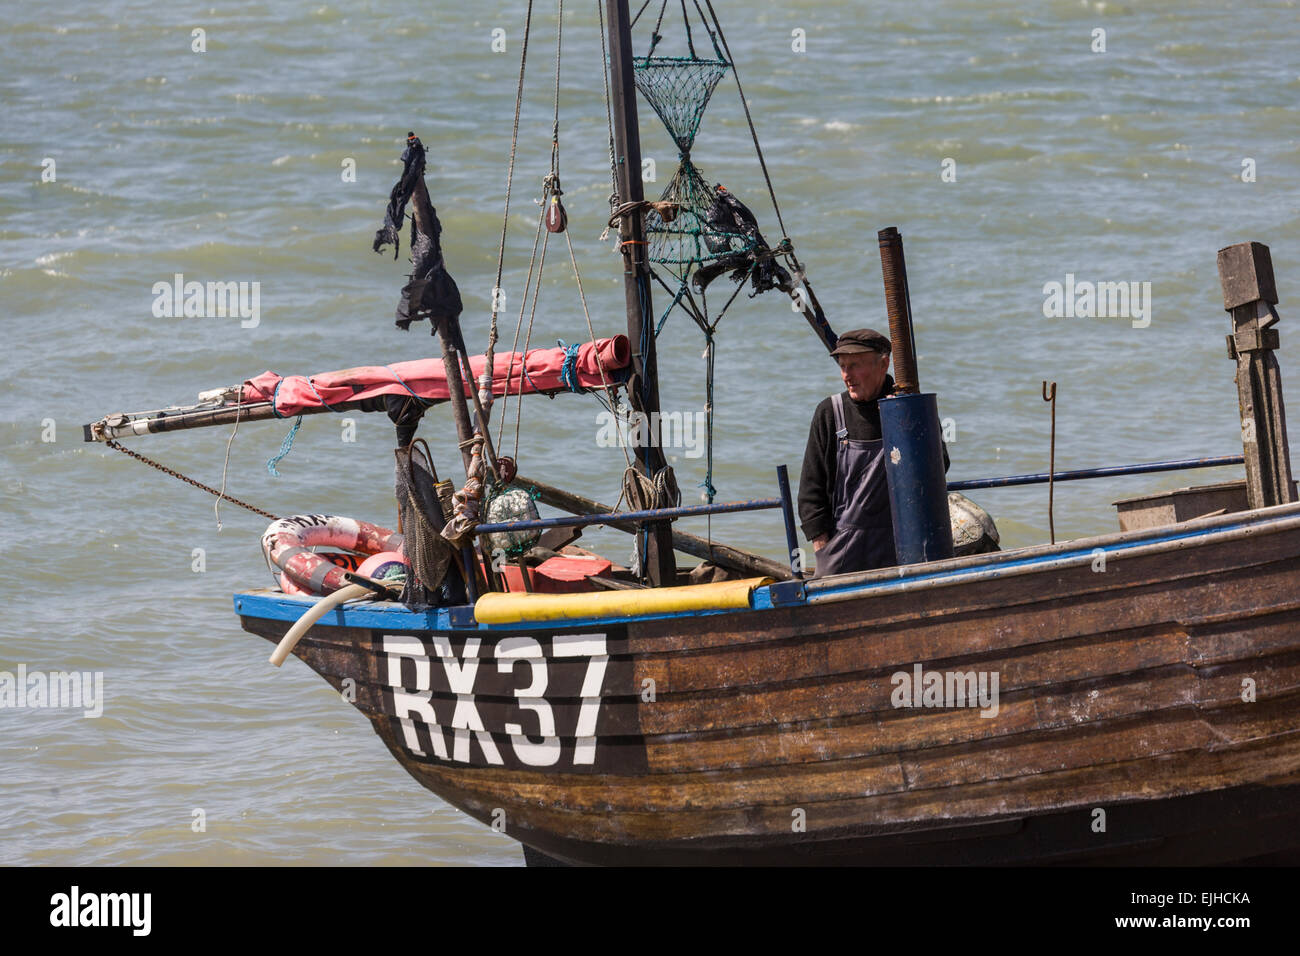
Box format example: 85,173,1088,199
269,583,371,667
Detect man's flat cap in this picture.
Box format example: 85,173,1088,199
830,328,891,356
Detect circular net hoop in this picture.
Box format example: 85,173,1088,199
645,161,753,273
634,56,729,154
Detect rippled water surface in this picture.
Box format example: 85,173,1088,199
3,0,1299,865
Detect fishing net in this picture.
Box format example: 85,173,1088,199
634,56,729,154
632,46,750,508
394,443,460,606
633,55,755,275
483,486,542,557
645,161,751,274
619,13,795,505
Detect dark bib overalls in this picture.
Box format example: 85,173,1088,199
814,392,897,577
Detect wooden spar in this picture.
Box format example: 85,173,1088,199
606,0,675,588
412,176,502,593
517,474,793,580
791,279,838,353
82,362,632,442
85,400,290,441
449,323,501,471
1218,241,1296,509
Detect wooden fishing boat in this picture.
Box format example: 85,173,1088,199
235,494,1300,866
83,1,1300,865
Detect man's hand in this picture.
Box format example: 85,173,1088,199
812,534,829,552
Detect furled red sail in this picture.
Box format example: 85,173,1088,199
242,336,630,417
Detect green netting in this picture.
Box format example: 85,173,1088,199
483,484,542,557
645,160,752,271
634,56,730,154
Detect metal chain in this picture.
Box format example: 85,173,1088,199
104,439,278,521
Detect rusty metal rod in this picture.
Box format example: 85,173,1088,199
877,226,919,394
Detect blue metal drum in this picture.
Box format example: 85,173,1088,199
879,392,954,564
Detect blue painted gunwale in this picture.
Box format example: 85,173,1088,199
234,502,1300,633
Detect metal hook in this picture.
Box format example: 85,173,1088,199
1042,381,1057,402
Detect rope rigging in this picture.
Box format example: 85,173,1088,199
99,1,828,571
598,0,825,503
485,0,537,420
619,2,762,502
493,0,627,472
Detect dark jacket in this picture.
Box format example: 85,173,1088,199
798,376,948,541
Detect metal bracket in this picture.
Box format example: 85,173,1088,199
448,605,479,629
768,580,807,607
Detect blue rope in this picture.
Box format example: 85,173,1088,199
655,281,688,336
557,339,583,393
272,375,344,417
517,350,543,396
270,379,286,418
637,274,655,476
266,414,302,477
304,378,344,412
384,365,424,400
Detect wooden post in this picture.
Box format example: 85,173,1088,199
606,0,675,587
1217,240,1296,508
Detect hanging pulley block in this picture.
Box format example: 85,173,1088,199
545,194,568,234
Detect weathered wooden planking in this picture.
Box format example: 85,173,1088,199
249,597,1300,732
634,560,1300,693
244,594,1300,775
366,691,1300,821
510,773,1300,865
249,613,1300,782
642,658,1300,773
631,521,1300,655
397,728,1300,847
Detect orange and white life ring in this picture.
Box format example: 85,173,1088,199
262,515,405,595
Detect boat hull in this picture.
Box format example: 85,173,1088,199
238,502,1300,865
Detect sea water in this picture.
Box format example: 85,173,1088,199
2,0,1298,865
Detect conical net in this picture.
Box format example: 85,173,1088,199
634,56,730,153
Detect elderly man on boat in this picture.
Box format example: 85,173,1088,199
799,328,911,577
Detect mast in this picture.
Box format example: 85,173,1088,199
605,0,675,587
